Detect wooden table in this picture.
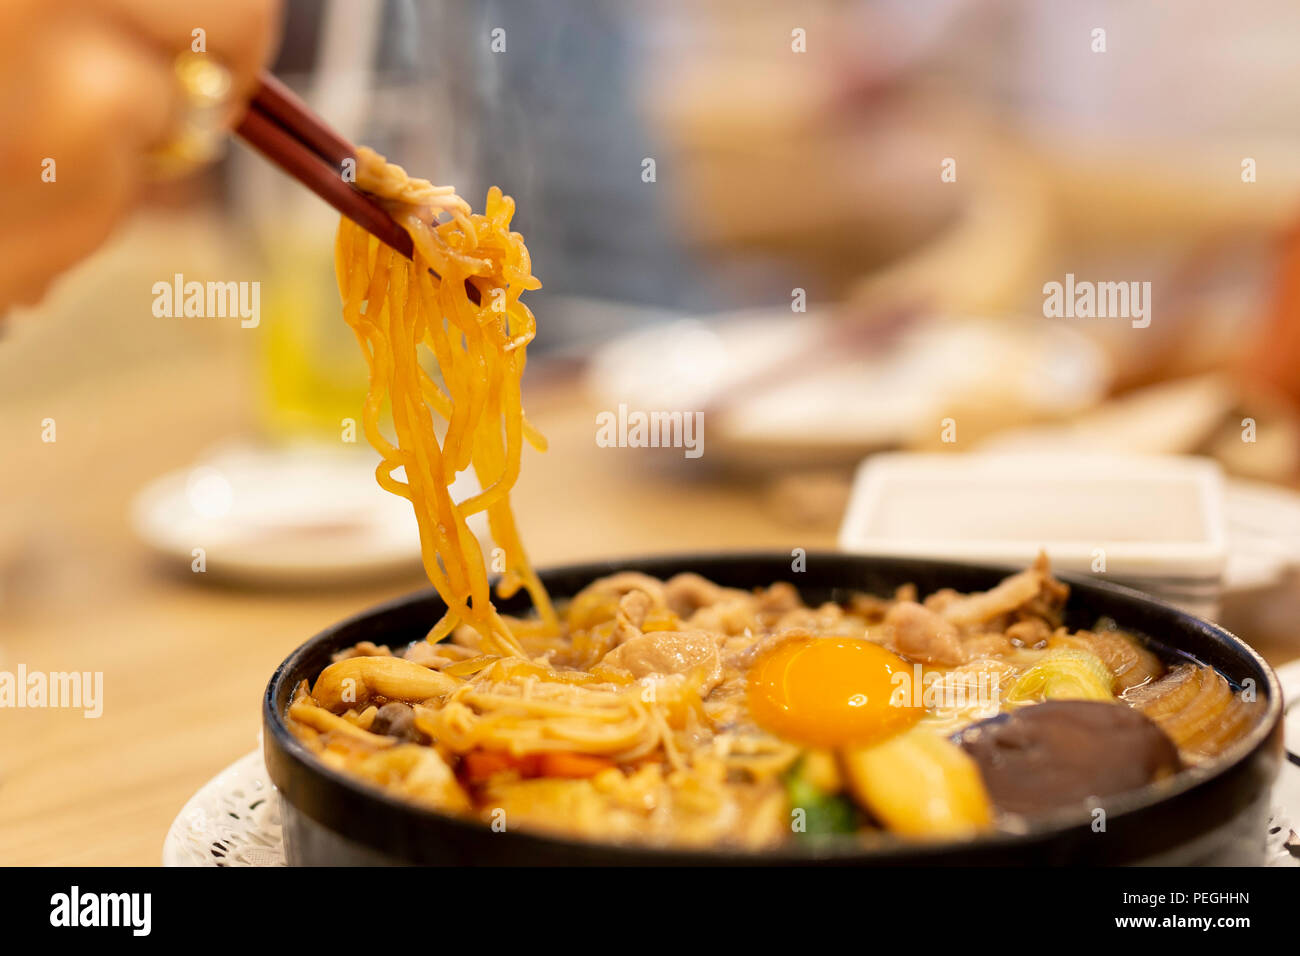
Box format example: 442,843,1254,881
1,219,1296,865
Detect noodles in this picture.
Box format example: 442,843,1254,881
423,680,663,760
325,153,712,827
337,147,556,656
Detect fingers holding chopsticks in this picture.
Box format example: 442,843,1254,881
0,0,282,311
99,0,282,119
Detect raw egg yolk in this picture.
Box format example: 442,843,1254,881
748,636,923,748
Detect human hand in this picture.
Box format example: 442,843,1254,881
0,0,281,309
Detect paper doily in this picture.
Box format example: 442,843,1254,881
163,749,285,867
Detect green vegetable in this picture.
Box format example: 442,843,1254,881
784,756,858,837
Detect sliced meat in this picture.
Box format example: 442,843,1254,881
566,572,669,632
1004,618,1052,648
773,601,846,634
756,581,802,615
684,595,762,637
665,574,762,635
960,632,1014,660
938,556,1068,630
883,600,966,666
599,629,723,692
773,608,817,631
584,571,667,604
331,640,393,661
664,572,731,616
403,639,480,668
939,569,1043,628
612,589,655,646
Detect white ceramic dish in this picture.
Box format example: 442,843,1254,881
586,310,1111,465
130,442,483,586
839,452,1227,617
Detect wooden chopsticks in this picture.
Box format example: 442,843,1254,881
235,71,415,259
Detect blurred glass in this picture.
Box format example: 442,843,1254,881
255,208,362,439
232,64,451,441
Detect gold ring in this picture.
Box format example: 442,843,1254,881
147,52,233,179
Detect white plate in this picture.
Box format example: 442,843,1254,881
586,309,1110,463
130,442,484,586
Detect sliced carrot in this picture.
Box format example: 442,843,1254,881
537,752,617,778
461,750,536,783
461,749,615,783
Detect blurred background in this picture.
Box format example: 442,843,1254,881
3,0,1300,863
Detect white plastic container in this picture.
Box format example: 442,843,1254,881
838,452,1227,619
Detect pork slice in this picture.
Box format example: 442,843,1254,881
611,589,655,646
935,554,1068,630
686,594,761,636
599,629,723,692
664,572,729,616
582,571,668,609
756,581,803,615
884,600,966,666
939,571,1042,628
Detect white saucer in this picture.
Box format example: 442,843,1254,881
130,442,485,586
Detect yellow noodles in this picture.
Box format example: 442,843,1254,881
338,148,556,655
423,680,663,760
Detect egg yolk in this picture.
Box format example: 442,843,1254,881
748,636,923,748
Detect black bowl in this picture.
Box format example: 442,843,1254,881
262,553,1283,865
